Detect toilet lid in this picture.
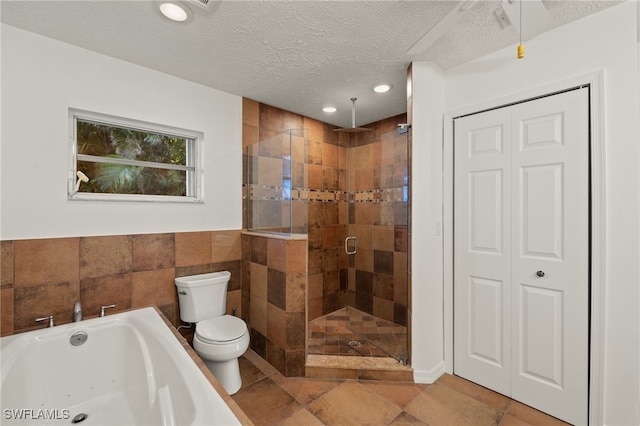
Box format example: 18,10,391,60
196,315,247,343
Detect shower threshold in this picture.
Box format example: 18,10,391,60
305,352,413,382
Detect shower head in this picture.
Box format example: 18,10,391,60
334,97,373,133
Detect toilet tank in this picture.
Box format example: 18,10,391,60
174,271,231,323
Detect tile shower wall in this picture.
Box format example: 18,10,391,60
305,117,349,320
242,99,348,326
243,98,308,234
347,115,409,326
0,230,242,337
241,232,307,377
245,129,308,233
243,99,311,377
243,98,409,326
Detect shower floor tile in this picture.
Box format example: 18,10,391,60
307,307,407,359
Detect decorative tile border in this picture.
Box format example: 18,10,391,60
244,184,407,203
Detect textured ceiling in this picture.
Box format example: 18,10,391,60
1,0,623,128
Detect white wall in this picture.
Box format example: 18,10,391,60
637,3,640,419
412,2,639,425
410,62,445,383
1,25,243,240
637,1,640,419
638,1,640,418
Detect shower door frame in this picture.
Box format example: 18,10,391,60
342,125,411,364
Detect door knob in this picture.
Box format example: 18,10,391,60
536,270,545,277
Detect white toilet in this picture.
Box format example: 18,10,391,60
174,271,249,395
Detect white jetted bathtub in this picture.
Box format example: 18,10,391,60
1,307,241,425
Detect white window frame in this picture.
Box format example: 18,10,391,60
68,108,204,203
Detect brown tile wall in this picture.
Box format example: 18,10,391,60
245,115,308,232
243,99,308,233
242,98,411,368
242,232,307,377
0,230,243,337
346,115,410,326
303,116,349,321
243,99,349,325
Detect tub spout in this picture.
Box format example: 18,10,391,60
73,301,83,322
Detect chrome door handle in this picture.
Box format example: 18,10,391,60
536,270,545,277
345,237,357,255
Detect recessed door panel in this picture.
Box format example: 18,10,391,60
469,125,503,157
519,285,563,388
520,113,564,150
520,164,564,260
469,276,503,366
469,170,502,254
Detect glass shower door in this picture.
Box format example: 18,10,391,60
245,129,307,235
343,125,409,364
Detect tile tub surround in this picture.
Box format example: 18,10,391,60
0,230,243,337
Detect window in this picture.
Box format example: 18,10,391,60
69,109,203,202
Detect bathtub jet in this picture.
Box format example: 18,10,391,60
71,413,88,424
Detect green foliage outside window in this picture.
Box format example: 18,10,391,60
76,120,191,196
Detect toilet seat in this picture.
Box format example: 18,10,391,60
196,315,247,344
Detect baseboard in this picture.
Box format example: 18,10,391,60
413,361,446,384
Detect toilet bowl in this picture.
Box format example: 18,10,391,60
193,315,249,395
175,271,249,395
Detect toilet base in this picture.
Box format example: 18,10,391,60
203,357,242,395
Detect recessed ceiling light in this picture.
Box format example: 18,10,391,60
159,2,193,22
323,107,337,113
373,84,391,93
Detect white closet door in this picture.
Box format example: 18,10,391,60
510,89,589,425
454,107,513,396
454,88,589,425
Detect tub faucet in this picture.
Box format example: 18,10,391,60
73,301,83,322
35,315,55,328
100,304,116,317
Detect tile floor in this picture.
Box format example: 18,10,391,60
231,349,570,426
307,307,408,361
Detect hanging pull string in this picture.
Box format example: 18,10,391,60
517,0,525,58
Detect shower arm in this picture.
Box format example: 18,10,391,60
350,97,357,129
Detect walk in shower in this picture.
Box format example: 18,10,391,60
243,114,410,376
306,122,410,365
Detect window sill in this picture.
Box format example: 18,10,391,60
68,192,204,203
